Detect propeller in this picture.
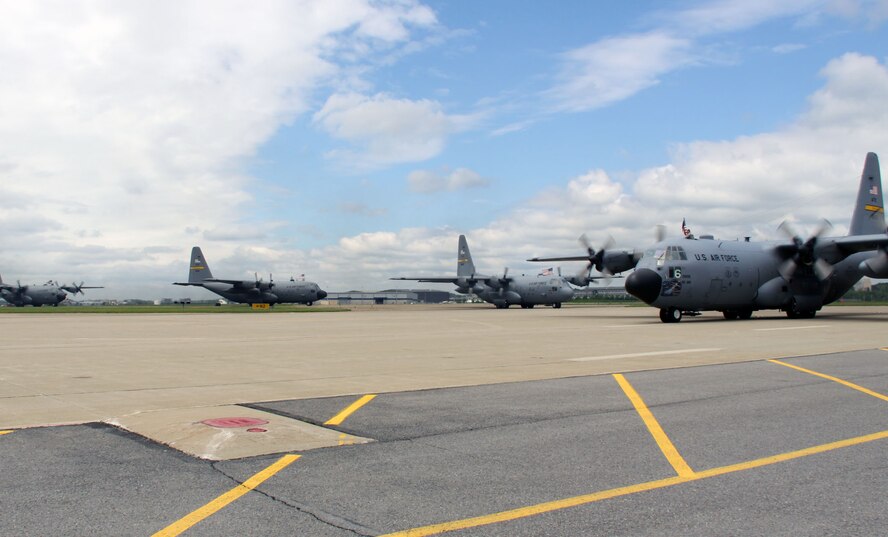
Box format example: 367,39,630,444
575,234,615,285
498,267,510,286
253,273,274,291
579,234,615,274
59,281,104,294
61,281,85,294
774,220,834,280
655,224,666,243
486,268,511,294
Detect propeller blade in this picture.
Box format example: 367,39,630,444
814,258,834,280
579,233,593,254
779,259,798,280
655,225,666,242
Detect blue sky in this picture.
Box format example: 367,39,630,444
1,1,887,298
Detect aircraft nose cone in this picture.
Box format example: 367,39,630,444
625,268,662,304
317,290,327,300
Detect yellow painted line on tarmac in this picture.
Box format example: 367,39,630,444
380,429,888,537
613,373,695,477
152,454,300,537
768,359,888,403
325,394,377,426
0,430,12,436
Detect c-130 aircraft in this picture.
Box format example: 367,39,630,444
393,235,603,309
531,152,888,322
0,277,102,307
173,246,327,306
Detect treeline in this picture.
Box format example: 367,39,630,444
843,282,888,301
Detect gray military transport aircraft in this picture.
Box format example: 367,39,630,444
531,152,888,323
173,246,327,306
392,234,602,309
0,277,103,307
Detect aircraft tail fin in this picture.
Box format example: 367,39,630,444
456,235,476,278
187,246,213,283
849,152,886,236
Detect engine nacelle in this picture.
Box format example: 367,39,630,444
603,250,637,274
859,252,888,278
754,277,791,309
502,290,521,304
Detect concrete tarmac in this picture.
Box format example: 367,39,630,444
1,305,888,535
2,305,887,433
1,347,886,536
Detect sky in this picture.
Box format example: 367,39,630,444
1,0,888,300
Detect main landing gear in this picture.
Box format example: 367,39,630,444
659,308,704,323
659,307,682,323
722,308,753,320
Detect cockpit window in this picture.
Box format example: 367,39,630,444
661,246,688,261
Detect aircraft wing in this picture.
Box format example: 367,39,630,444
526,255,589,262
390,277,459,283
830,233,888,253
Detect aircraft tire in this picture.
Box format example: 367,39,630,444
738,309,753,320
660,307,681,323
786,300,816,319
723,311,739,320
553,303,561,309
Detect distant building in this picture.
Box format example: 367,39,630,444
572,286,633,300
323,289,457,305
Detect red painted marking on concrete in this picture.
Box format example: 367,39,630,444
201,417,269,428
246,428,267,433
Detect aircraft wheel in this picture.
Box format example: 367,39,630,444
660,307,681,323
723,311,739,320
553,303,561,309
786,300,816,319
307,302,313,306
738,309,753,320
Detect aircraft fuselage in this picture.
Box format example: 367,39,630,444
200,280,327,306
625,236,876,318
0,284,68,307
458,274,575,308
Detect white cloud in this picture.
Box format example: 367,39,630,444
543,0,871,113
665,0,825,36
313,92,478,167
168,52,887,295
545,32,694,113
773,43,808,54
407,167,490,193
0,1,436,295
315,53,888,291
